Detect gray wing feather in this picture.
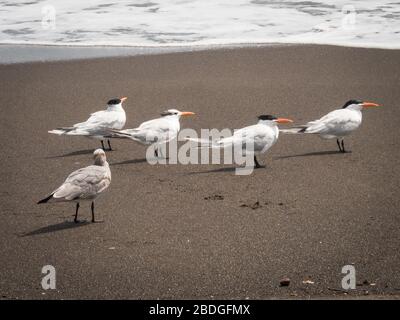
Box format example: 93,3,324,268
52,165,110,201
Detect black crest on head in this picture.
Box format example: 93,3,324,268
342,100,362,109
107,98,121,105
160,110,179,116
258,115,277,121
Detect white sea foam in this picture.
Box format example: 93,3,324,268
0,0,399,49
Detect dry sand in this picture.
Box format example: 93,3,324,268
0,44,399,299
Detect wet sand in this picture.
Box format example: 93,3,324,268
0,45,399,299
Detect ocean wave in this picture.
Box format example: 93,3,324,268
0,0,399,49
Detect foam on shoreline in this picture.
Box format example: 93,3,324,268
1,0,399,61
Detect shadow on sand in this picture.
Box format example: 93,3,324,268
110,158,148,166
45,149,96,159
275,150,350,159
20,220,90,237
187,165,265,175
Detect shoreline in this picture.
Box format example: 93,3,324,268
1,42,399,65
0,43,286,65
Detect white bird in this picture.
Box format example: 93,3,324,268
49,97,128,151
189,115,293,168
280,100,380,152
108,108,195,157
37,149,111,223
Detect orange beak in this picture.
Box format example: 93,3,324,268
180,111,195,116
120,97,128,103
275,118,293,124
362,101,380,108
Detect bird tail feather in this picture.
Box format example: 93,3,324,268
185,137,221,149
48,127,76,135
280,126,308,134
37,193,54,204
106,129,135,139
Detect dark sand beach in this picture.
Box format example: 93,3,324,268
0,45,399,299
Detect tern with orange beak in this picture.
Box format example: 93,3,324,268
49,97,128,151
108,108,195,158
188,115,293,168
280,100,380,152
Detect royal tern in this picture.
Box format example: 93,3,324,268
189,115,293,168
48,97,128,151
280,100,380,152
37,149,111,223
108,108,195,157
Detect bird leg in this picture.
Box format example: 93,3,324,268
101,140,106,151
336,139,343,152
156,144,169,160
341,140,346,153
158,146,165,159
107,139,113,151
254,155,262,169
74,202,80,223
91,201,103,223
91,201,95,223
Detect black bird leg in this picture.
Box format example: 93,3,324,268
107,139,113,151
341,140,346,153
91,201,95,223
91,201,103,223
101,140,106,151
336,139,343,152
254,155,262,169
74,202,80,223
